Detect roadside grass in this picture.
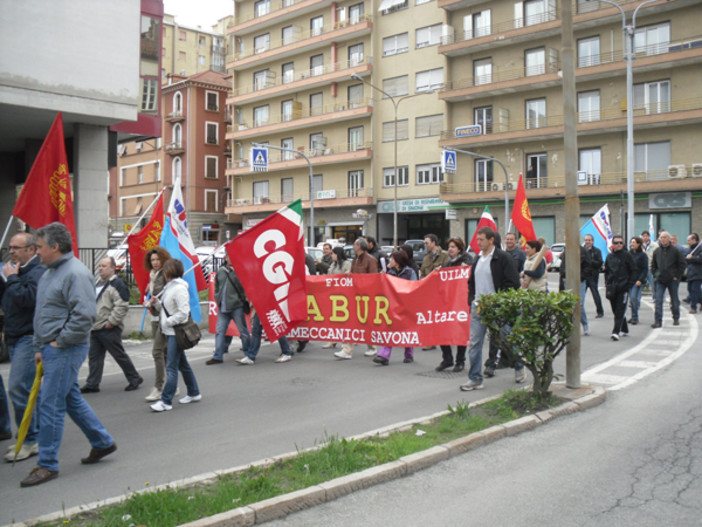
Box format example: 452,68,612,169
39,390,561,527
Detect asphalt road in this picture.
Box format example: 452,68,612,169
0,280,695,525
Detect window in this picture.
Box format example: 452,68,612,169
473,58,492,86
138,165,144,184
526,152,548,188
417,163,442,185
383,75,409,97
179,30,186,41
282,62,294,83
173,157,182,180
156,161,161,181
382,119,409,142
416,67,443,91
281,178,294,201
198,55,206,66
348,126,364,150
178,51,186,61
254,0,270,17
578,36,600,67
310,92,323,116
253,105,269,127
348,170,364,197
348,43,364,66
253,181,269,200
254,69,272,91
310,16,324,36
283,0,293,6
579,148,602,183
526,98,546,129
310,54,324,76
635,141,671,177
474,106,493,134
578,90,600,122
199,36,206,46
525,47,545,76
383,33,409,56
172,123,182,147
204,190,218,212
523,0,556,27
633,80,670,114
282,25,294,45
416,24,442,48
348,84,364,108
253,33,270,53
281,138,294,160
310,132,325,153
205,91,218,111
576,0,598,14
634,22,670,56
140,79,157,112
415,114,443,138
205,156,218,179
379,0,408,15
349,3,364,23
384,166,409,187
205,122,218,144
281,100,293,122
463,9,491,40
475,159,493,192
312,174,323,195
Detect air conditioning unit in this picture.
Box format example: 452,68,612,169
135,142,143,152
507,182,514,190
691,163,702,177
668,164,687,179
634,171,648,182
491,182,503,191
255,47,268,54
254,196,270,205
234,198,249,206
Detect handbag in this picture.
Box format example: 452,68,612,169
225,269,251,315
162,304,201,350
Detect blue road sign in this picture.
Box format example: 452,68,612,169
250,147,269,172
441,150,457,174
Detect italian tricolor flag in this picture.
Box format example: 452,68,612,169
469,206,498,254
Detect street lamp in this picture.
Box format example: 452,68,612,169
351,73,432,249
588,0,661,241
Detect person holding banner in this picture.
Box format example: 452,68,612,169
322,247,352,350
237,310,294,364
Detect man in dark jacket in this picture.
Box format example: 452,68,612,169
315,243,334,275
0,233,45,462
460,227,521,391
604,235,637,341
583,234,604,317
651,231,686,328
366,236,388,273
684,233,702,313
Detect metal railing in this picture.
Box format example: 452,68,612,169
227,186,373,208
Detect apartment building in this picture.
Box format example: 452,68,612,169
110,71,234,245
162,14,229,77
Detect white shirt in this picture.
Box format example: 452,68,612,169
474,246,496,301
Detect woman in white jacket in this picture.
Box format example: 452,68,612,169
149,259,201,412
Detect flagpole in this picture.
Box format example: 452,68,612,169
182,241,228,278
0,216,15,252
125,188,166,239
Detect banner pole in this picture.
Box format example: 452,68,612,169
0,216,16,252
182,241,228,278
125,188,166,239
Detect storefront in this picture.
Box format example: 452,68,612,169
376,198,451,246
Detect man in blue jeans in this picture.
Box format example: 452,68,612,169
206,252,251,365
1,233,45,462
237,312,293,364
650,231,686,329
21,223,116,488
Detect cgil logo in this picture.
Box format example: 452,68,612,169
253,228,294,321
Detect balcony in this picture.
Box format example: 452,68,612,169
228,0,333,36
164,141,185,155
165,110,185,123
227,99,372,140
226,141,372,175
225,186,373,215
227,57,372,105
227,15,372,71
439,97,702,148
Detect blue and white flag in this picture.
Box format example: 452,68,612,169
580,204,613,256
160,177,207,322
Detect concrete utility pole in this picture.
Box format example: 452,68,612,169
562,0,581,389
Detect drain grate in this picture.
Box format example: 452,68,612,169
416,370,466,379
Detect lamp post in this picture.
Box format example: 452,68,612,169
351,73,432,249
588,0,660,241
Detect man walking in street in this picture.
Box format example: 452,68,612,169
420,234,449,278
206,252,250,365
21,222,116,487
583,234,605,318
1,233,45,462
81,257,143,393
650,231,686,328
641,230,658,294
503,233,526,273
604,235,636,341
460,227,523,391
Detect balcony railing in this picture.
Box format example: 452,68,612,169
441,61,560,93
226,141,372,172
227,186,373,208
164,142,184,155
228,0,314,28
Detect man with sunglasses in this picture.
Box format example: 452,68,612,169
604,235,636,341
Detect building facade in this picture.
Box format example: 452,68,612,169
162,14,229,77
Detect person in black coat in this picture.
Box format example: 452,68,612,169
628,236,649,325
605,235,637,340
650,231,686,328
583,234,604,317
684,233,702,313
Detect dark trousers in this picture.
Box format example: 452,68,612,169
609,290,629,335
484,339,513,368
86,327,141,388
440,345,466,365
585,275,604,316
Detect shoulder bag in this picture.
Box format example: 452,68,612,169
162,303,201,350
225,269,251,314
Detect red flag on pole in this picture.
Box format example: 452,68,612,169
469,206,498,254
510,173,537,248
12,112,78,255
225,199,307,342
127,192,165,299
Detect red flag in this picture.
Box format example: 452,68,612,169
13,112,78,255
127,192,165,299
225,199,306,342
469,206,498,254
510,174,537,247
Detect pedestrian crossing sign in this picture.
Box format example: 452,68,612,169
441,150,456,174
250,147,269,172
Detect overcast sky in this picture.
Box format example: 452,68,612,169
163,0,234,29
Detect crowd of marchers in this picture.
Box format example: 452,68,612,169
1,223,698,488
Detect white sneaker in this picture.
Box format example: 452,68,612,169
515,369,527,384
4,442,38,462
364,348,378,357
611,333,620,341
237,356,255,365
178,394,202,404
145,387,162,402
322,342,336,349
150,401,172,412
333,350,353,360
274,354,292,363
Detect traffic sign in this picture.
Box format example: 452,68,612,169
455,124,482,137
250,147,269,172
441,150,457,174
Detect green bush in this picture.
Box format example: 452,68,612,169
477,289,577,395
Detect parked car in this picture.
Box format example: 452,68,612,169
549,243,565,272
107,243,129,272
403,239,427,266
195,245,218,275
305,246,323,261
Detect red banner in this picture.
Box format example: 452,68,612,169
511,174,537,248
127,192,165,299
287,269,470,347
